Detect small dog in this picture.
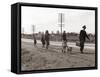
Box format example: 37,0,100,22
62,41,67,53
62,41,72,53
62,46,72,53
67,46,72,53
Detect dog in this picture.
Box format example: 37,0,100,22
62,41,72,53
67,46,72,53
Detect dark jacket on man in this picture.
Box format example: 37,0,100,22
79,30,89,42
62,32,67,41
41,34,45,45
45,33,50,45
79,30,90,53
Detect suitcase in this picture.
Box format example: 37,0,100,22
76,41,80,47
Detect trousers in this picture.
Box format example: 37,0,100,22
80,40,85,53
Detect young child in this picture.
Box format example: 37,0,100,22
62,40,67,53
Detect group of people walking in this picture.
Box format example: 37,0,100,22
33,30,50,49
61,25,90,54
33,25,90,54
41,30,50,49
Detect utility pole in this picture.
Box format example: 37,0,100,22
58,13,64,40
32,25,35,39
32,25,35,34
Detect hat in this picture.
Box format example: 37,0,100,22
82,25,86,29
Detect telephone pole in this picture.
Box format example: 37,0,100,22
58,13,64,40
32,25,35,34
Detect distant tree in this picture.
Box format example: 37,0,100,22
56,30,60,35
32,25,35,33
38,31,41,34
51,31,54,35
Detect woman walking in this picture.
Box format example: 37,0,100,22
45,30,50,49
41,32,45,47
62,31,67,53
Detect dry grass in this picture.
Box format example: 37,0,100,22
21,42,95,71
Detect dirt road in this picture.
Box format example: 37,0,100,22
21,39,95,71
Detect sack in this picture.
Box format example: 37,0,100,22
76,41,80,47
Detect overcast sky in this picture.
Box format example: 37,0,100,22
21,6,95,34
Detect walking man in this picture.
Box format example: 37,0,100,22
41,32,45,47
45,30,50,49
79,25,90,53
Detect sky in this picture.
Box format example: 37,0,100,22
21,6,95,34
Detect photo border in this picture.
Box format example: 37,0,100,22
11,2,98,74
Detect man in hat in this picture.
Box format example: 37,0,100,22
79,25,90,53
45,30,50,49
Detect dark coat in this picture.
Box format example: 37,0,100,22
41,34,45,44
45,33,50,45
79,30,89,42
45,33,50,41
62,33,67,41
